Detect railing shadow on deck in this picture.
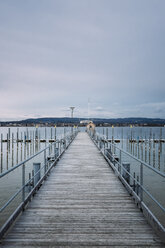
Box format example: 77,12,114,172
88,130,165,243
0,130,78,239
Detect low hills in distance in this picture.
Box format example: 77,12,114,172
0,117,165,126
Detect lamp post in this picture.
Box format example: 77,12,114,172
70,107,75,134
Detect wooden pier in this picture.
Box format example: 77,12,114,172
0,132,164,247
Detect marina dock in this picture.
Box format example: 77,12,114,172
0,132,164,247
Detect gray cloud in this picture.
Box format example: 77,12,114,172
0,0,165,120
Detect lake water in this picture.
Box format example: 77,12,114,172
0,126,165,229
95,126,165,172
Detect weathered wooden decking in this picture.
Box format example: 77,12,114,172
1,132,164,247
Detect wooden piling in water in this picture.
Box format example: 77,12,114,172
16,128,19,142
54,126,56,141
145,134,147,163
21,137,23,161
153,133,156,168
0,133,3,172
8,128,10,143
12,133,14,166
45,128,47,141
130,128,133,154
16,141,18,164
51,127,53,140
121,128,123,149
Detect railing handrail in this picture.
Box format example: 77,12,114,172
0,130,78,239
96,132,165,178
88,130,165,241
0,141,57,179
0,131,78,179
105,149,165,213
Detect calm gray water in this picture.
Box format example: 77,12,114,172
0,126,165,229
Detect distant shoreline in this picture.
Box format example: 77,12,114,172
0,117,165,127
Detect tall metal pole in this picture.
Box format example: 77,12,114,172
70,107,75,134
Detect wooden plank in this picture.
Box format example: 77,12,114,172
0,132,164,247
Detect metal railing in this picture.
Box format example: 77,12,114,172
0,130,78,239
88,130,165,242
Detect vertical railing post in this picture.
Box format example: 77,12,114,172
59,140,61,155
44,150,46,174
54,142,56,159
136,175,139,196
28,173,31,193
119,150,122,173
103,138,105,155
140,162,143,202
55,125,56,141
33,163,41,186
106,128,108,149
122,163,130,184
133,172,136,191
22,163,25,202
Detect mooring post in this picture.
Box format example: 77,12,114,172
105,128,108,149
6,134,9,170
153,133,155,167
1,133,3,153
12,133,14,166
26,128,28,141
16,140,18,164
55,125,56,140
12,132,14,145
7,133,9,148
121,128,123,149
54,142,56,158
1,133,3,172
21,140,23,161
145,134,147,162
64,128,66,150
112,126,114,150
45,127,46,141
51,127,52,140
8,128,10,142
17,128,19,142
24,142,26,160
131,127,133,154
33,163,41,186
64,127,66,139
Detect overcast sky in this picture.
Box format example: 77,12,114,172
0,0,165,121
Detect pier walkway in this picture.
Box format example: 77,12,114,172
1,132,164,247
